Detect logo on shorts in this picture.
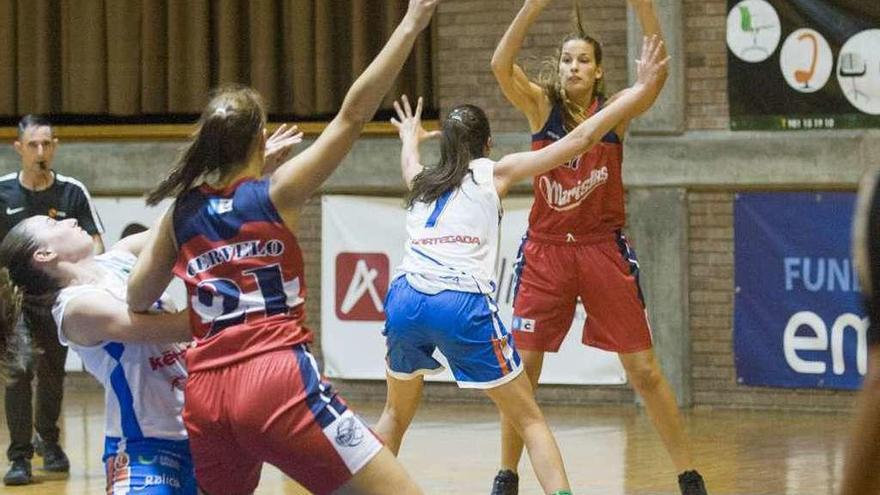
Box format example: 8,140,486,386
335,416,365,447
512,316,535,332
145,474,181,488
159,455,180,470
335,252,389,321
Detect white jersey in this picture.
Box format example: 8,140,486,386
398,158,501,294
52,250,188,442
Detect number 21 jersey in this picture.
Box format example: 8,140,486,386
173,178,309,372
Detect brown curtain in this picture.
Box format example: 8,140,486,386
0,0,434,118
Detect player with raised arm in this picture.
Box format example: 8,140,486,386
375,34,668,495
126,2,440,494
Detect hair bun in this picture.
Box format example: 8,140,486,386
448,108,469,125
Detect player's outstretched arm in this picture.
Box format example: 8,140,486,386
61,293,191,347
494,36,668,196
629,0,665,56
608,0,668,135
268,0,440,225
491,0,552,130
127,207,178,313
391,95,440,189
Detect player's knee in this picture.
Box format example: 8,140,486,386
502,399,546,431
627,365,663,393
381,404,414,433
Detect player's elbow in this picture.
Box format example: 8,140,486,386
127,299,152,314
490,56,511,79
126,284,154,313
336,85,373,127
490,56,503,74
338,103,370,130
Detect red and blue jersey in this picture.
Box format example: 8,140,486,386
172,178,309,372
528,97,625,239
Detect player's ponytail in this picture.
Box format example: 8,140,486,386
405,104,491,209
0,222,63,366
146,85,267,206
0,267,22,363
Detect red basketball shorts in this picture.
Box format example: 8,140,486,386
511,231,653,354
183,345,383,495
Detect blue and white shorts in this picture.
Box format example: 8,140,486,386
383,276,523,389
104,437,196,495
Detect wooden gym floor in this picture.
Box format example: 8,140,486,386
0,389,854,494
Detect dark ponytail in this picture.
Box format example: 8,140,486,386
0,268,22,361
0,221,62,362
405,105,491,209
146,85,267,206
536,0,605,131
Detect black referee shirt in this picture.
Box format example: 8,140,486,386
0,171,104,241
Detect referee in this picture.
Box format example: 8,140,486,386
1,115,104,486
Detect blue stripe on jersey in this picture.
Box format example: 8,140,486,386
174,179,283,246
424,189,454,228
410,246,444,267
602,131,621,144
532,98,619,145
294,347,347,429
103,343,144,439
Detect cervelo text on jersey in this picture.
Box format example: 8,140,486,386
186,239,285,276
173,180,310,349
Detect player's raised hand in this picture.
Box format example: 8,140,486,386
634,35,669,89
403,0,441,33
391,95,441,145
263,124,304,175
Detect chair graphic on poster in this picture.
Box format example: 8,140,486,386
794,33,818,89
839,52,869,102
738,5,776,57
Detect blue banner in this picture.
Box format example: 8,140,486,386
734,192,866,390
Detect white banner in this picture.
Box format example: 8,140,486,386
321,195,626,385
